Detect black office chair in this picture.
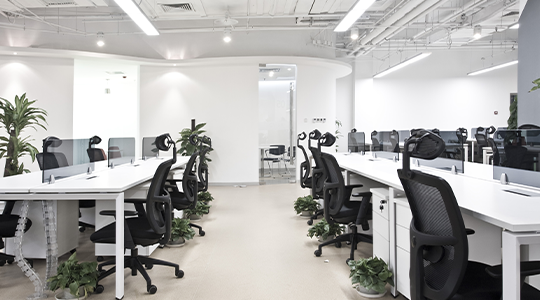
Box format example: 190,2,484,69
389,130,400,153
297,132,312,189
263,144,286,176
398,129,504,300
0,201,32,267
307,129,327,225
91,133,183,295
371,130,383,151
313,132,373,263
518,124,540,130
474,127,489,163
487,138,500,166
196,136,212,192
166,144,205,237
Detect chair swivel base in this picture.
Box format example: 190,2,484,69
314,225,373,264
307,209,324,225
79,221,95,232
189,223,205,236
95,248,183,295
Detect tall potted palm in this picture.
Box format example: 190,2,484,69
0,93,47,177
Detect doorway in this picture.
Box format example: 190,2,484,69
258,64,297,184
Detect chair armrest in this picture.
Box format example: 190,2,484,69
465,228,475,235
486,261,540,279
166,179,182,183
99,210,137,217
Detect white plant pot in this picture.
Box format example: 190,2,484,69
189,214,201,220
55,288,86,300
356,285,386,299
168,237,186,247
300,210,313,217
317,235,335,243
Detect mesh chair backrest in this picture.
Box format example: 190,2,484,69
197,147,210,192
487,138,500,166
298,143,311,186
182,151,199,206
320,152,345,220
398,169,468,300
87,148,107,162
146,158,174,243
504,144,527,168
390,130,400,152
309,145,326,193
36,152,69,170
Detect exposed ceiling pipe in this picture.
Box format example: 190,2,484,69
351,0,453,57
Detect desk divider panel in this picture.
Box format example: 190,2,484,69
42,138,94,183
415,130,464,173
142,137,158,159
108,137,136,167
371,131,400,161
348,132,365,153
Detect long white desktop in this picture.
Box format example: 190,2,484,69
0,156,189,300
333,152,540,300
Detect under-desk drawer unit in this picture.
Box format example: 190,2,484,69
371,188,390,220
396,247,411,299
373,231,390,263
395,201,412,228
373,212,389,240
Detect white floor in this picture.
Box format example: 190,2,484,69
0,184,405,300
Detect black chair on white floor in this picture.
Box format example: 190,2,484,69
314,132,373,263
397,129,540,299
91,133,183,295
297,132,313,190
0,201,32,267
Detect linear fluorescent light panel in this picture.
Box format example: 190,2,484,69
467,60,518,76
114,0,159,36
334,0,376,32
373,53,432,78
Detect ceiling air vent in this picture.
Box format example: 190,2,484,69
43,0,77,6
259,68,280,73
159,2,195,13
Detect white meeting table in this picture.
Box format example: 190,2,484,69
0,157,189,300
333,152,540,300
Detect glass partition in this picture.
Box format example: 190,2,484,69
108,137,136,167
415,130,464,173
493,129,540,171
397,130,410,143
142,136,158,159
348,132,365,153
370,130,400,160
41,138,94,183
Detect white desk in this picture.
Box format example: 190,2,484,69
0,157,189,300
334,152,540,299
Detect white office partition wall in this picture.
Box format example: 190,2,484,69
0,56,74,174
140,56,351,185
73,59,140,159
355,49,517,132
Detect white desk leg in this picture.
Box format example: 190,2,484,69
115,193,124,300
502,231,520,300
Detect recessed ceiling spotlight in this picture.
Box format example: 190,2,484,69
351,28,359,40
269,71,274,77
510,23,519,29
97,32,105,47
223,29,232,43
287,68,291,71
173,64,177,66
473,25,482,39
13,52,17,55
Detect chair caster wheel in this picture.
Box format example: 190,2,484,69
346,241,351,245
307,220,313,226
7,258,14,264
79,226,86,232
176,269,184,278
0,260,5,266
199,230,205,236
148,285,157,294
70,249,76,254
346,258,352,265
97,256,104,262
314,249,322,257
95,285,104,294
335,242,342,248
145,263,153,270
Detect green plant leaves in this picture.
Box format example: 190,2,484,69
293,195,320,214
198,191,214,202
347,256,393,294
170,217,196,241
307,219,344,239
47,252,98,297
184,201,211,218
529,78,540,93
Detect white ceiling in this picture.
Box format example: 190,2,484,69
0,0,522,59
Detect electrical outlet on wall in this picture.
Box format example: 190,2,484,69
312,118,327,123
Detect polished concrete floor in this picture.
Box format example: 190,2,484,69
0,184,405,300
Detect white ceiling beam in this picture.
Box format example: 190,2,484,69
294,0,314,14
248,0,257,16
310,0,328,14
283,0,296,15
257,0,265,15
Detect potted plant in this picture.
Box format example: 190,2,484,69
307,219,344,242
348,256,394,298
294,195,320,217
0,93,48,177
169,218,195,247
198,191,214,205
47,252,98,300
184,201,211,220
176,122,213,163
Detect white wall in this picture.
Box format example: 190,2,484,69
336,64,355,152
140,56,350,184
73,59,140,158
0,56,74,174
355,50,518,133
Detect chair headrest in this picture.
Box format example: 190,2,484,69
298,132,307,141
155,133,173,151
201,136,211,147
319,132,336,147
486,126,496,134
371,130,377,137
89,135,102,146
351,128,357,133
404,129,446,160
43,136,61,149
309,129,322,140
477,126,485,133
189,134,199,146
